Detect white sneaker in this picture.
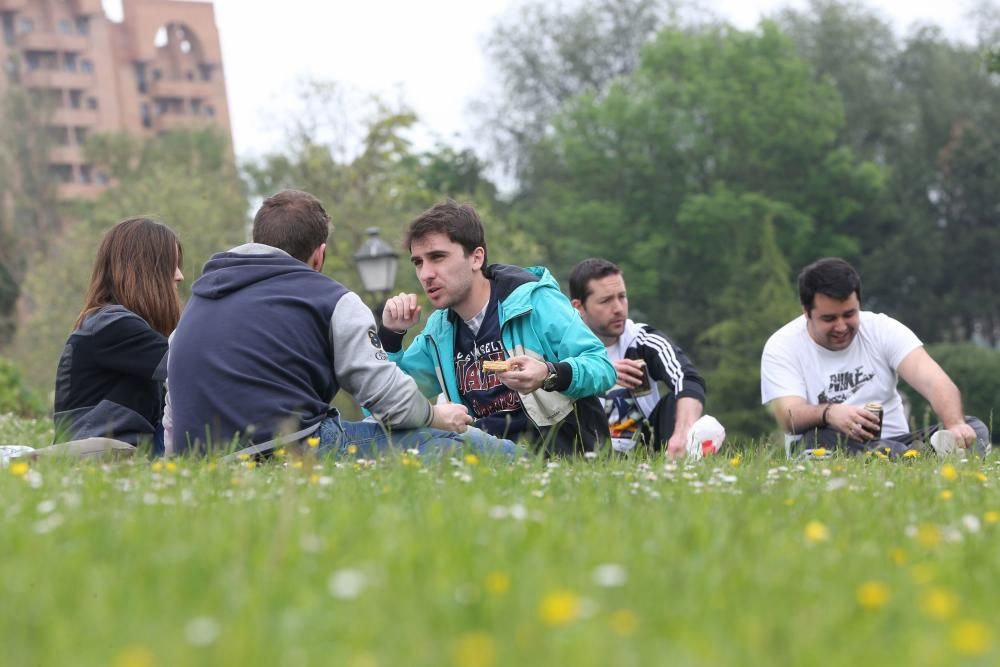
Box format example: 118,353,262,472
929,431,957,457
0,445,35,467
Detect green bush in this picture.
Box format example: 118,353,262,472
0,356,45,417
900,343,1000,438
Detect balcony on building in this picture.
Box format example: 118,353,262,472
19,30,89,53
149,77,215,100
21,67,95,89
51,106,99,126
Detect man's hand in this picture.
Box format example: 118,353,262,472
826,402,882,441
431,403,474,433
613,359,645,389
666,432,686,458
945,421,978,449
499,356,549,393
382,292,422,332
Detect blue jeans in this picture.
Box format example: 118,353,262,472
315,416,523,461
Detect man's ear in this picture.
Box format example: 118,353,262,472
471,246,486,271
309,243,327,272
571,298,584,315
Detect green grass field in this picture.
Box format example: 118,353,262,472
2,416,998,667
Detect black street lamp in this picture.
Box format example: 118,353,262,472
352,227,399,322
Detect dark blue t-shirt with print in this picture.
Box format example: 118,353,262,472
453,287,533,442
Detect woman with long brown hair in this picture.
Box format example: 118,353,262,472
53,217,184,452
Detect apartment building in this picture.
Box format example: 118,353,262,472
0,0,232,198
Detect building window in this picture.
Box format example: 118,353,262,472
74,127,88,145
80,59,93,73
63,52,77,72
199,64,213,81
94,171,108,185
25,51,57,71
69,89,83,109
86,97,98,110
134,62,147,94
186,70,194,81
17,17,33,34
79,164,92,184
48,164,74,183
75,17,90,36
205,105,215,117
48,127,70,146
141,103,152,128
190,98,202,115
2,13,15,45
57,19,73,35
152,68,162,81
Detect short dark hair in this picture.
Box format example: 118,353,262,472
798,257,862,311
404,200,487,264
252,190,330,263
569,257,622,303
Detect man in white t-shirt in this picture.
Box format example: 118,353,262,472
760,257,989,458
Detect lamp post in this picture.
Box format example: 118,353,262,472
352,227,399,324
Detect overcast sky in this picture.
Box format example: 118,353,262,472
103,0,984,161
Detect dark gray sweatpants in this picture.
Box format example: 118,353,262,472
792,416,990,458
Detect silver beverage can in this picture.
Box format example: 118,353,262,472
865,402,883,439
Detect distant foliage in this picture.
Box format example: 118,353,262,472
0,356,44,417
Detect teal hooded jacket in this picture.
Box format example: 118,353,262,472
382,264,615,452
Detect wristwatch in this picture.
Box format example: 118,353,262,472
541,361,559,391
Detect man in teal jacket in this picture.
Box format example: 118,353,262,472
380,201,615,455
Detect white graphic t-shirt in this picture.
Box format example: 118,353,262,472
760,311,922,438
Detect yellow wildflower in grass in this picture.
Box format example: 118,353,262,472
804,520,830,544
307,436,320,448
309,473,321,485
609,609,639,637
812,447,827,457
347,444,358,455
151,461,164,472
950,620,991,656
113,645,155,667
452,632,496,667
205,462,217,472
484,571,511,596
401,454,421,468
902,449,920,459
941,464,958,481
915,524,941,548
975,472,988,482
856,581,891,610
940,489,954,501
9,461,29,477
729,454,742,466
920,587,959,620
245,460,257,470
165,461,178,473
464,453,480,466
889,548,907,566
539,590,581,626
984,511,1000,525
291,460,304,470
274,448,287,459
237,453,250,462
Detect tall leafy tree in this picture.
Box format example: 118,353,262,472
513,24,881,347
476,0,678,180
11,128,247,392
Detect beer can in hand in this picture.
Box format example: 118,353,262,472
864,402,883,439
632,360,652,397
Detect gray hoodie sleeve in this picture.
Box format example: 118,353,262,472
330,292,434,429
